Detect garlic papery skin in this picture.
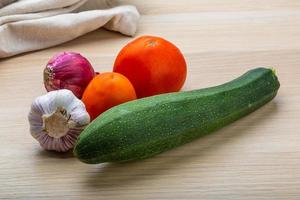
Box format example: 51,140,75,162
44,52,95,99
28,89,90,152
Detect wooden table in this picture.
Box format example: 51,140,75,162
1,1,300,199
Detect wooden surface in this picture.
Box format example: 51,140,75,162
1,1,300,199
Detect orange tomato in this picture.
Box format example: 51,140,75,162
82,72,137,120
113,35,187,98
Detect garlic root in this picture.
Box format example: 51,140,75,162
28,89,90,152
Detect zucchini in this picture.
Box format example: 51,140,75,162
74,68,280,164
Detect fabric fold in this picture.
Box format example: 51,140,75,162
0,0,140,58
0,0,17,9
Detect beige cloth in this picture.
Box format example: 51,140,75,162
0,0,17,8
0,0,140,58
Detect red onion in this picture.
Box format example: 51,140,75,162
43,52,95,98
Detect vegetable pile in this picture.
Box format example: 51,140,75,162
28,35,280,163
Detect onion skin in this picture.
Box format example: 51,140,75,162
44,52,95,98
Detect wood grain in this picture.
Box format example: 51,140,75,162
0,1,300,199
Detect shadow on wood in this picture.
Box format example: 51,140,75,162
0,29,125,63
35,148,74,159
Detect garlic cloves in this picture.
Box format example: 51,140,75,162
28,89,90,152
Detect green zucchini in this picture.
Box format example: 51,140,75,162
74,68,280,164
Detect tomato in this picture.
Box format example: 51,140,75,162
82,72,137,120
114,36,187,98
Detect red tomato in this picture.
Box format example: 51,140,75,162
113,36,187,98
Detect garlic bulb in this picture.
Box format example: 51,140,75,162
28,89,90,152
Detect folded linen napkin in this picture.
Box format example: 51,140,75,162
0,0,140,58
0,0,17,8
